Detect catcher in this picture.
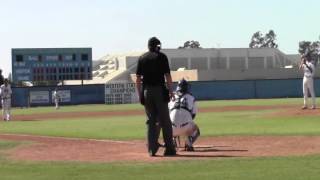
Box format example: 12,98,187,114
168,79,200,151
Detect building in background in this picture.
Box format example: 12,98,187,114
12,48,92,86
64,47,303,85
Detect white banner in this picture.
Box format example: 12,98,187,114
27,55,39,61
64,55,74,61
105,82,138,104
46,55,59,61
51,90,71,103
29,91,49,104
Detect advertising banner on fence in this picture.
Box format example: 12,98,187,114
105,82,138,104
51,90,71,103
29,91,49,104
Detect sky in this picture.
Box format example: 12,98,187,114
0,0,319,77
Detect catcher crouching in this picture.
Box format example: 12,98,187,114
168,79,200,151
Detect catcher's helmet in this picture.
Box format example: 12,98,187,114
148,37,161,51
176,78,189,94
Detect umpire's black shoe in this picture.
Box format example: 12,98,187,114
148,144,160,157
149,150,156,157
163,149,176,156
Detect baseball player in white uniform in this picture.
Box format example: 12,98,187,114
0,79,12,121
168,79,200,151
299,57,316,109
53,88,60,109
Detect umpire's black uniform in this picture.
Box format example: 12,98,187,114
136,37,176,156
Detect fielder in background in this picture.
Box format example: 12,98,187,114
0,69,4,109
53,88,60,109
168,79,200,151
0,79,12,121
299,56,316,109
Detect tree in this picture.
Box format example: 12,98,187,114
0,69,4,86
249,31,264,48
262,30,278,48
249,30,278,48
178,40,201,49
299,40,320,65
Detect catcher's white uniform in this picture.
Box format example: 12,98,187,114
168,93,198,147
53,90,60,109
0,84,12,121
302,61,316,109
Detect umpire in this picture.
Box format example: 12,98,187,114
136,37,176,156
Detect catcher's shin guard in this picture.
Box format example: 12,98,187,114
173,136,181,149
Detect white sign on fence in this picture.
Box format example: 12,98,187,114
29,91,49,104
105,82,138,104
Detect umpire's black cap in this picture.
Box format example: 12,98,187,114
148,37,161,50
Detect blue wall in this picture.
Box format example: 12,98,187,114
11,79,320,107
12,84,105,107
189,78,320,100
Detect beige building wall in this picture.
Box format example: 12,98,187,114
130,70,198,83
83,48,303,85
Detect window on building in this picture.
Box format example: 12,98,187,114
16,55,23,62
72,54,76,61
38,55,42,62
81,54,89,61
59,55,63,61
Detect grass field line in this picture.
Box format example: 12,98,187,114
0,133,137,145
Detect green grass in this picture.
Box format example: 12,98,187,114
1,98,319,139
198,111,320,136
12,103,143,115
12,97,303,115
0,141,20,151
2,109,320,139
198,97,302,107
1,98,320,180
0,117,146,140
0,155,320,180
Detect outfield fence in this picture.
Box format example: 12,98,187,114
11,78,320,107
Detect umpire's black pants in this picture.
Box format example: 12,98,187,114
143,85,175,154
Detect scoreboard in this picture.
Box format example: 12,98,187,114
12,48,92,83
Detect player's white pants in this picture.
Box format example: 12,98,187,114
2,98,11,121
172,121,199,146
55,99,59,109
303,76,316,107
